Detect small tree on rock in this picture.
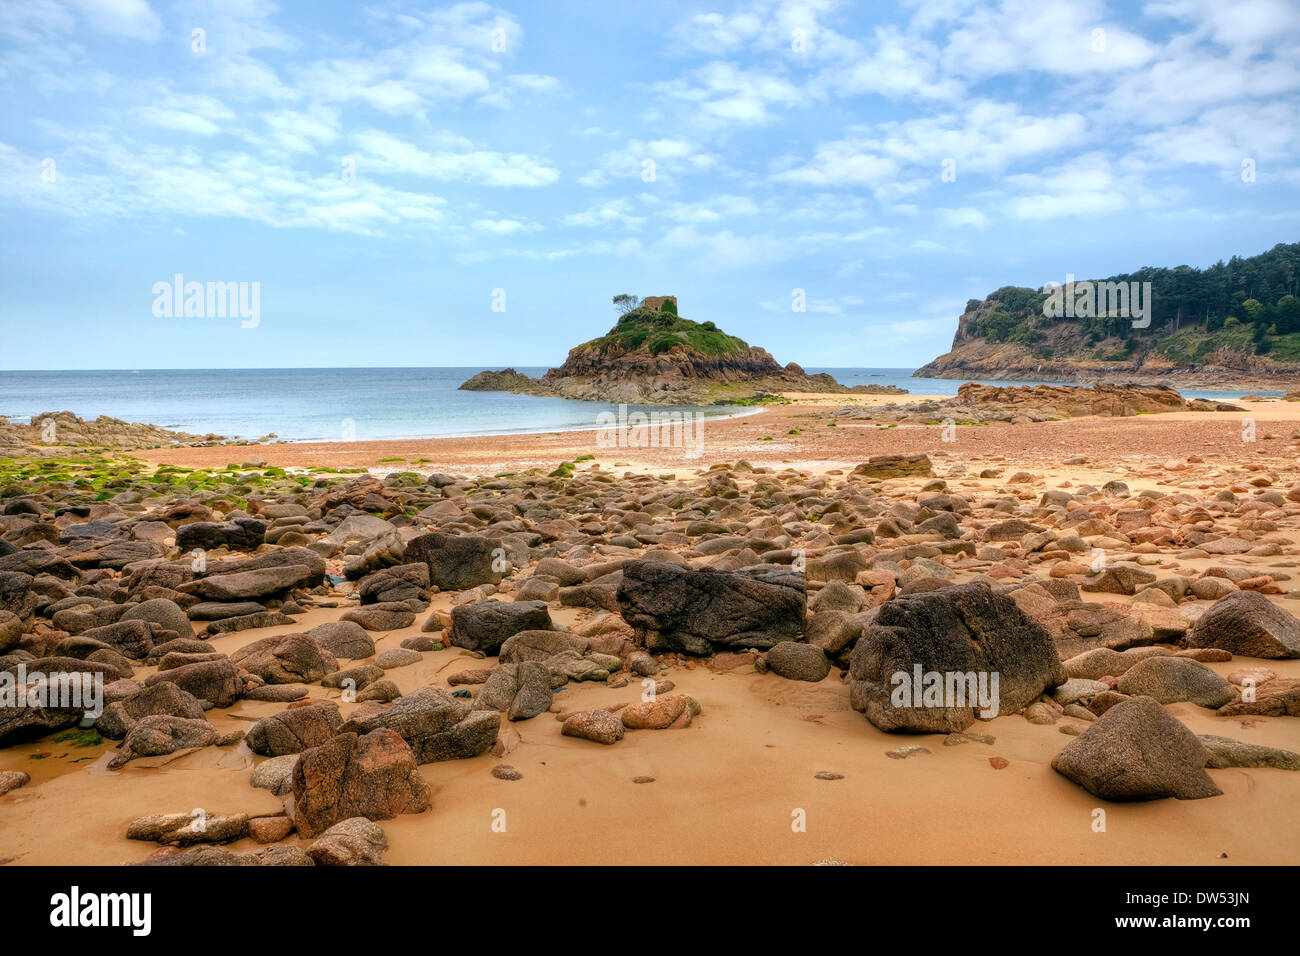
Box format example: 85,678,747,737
613,294,642,315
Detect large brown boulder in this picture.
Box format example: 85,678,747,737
338,686,499,763
449,600,552,655
1186,590,1300,659
95,681,206,739
246,702,345,756
230,633,339,684
616,560,805,654
179,563,316,601
144,658,245,707
290,729,432,838
402,533,503,590
849,582,1066,732
1052,696,1222,800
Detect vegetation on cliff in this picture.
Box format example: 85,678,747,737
918,241,1300,384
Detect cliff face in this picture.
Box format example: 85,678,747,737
461,307,904,405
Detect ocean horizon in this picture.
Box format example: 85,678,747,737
0,367,1281,444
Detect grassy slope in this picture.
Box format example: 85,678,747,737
577,307,751,358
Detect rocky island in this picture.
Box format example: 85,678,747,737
460,296,906,405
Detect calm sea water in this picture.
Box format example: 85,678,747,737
0,368,1278,443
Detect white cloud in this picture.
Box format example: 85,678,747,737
67,0,161,41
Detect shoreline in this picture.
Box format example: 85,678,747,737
125,394,1300,478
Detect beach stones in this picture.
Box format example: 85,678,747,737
291,729,431,838
1186,590,1300,658
175,518,266,553
617,560,805,654
402,533,504,590
230,633,338,684
765,641,831,682
849,582,1066,733
339,686,500,763
341,602,417,631
1115,656,1237,708
449,599,552,655
561,709,625,744
1051,696,1222,800
143,659,244,707
308,620,375,659
127,811,249,846
245,701,344,757
307,817,388,866
620,694,701,729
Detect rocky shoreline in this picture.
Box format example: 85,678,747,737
2,405,1299,864
913,356,1300,392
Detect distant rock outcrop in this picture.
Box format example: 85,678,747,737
0,410,225,453
460,305,906,406
833,382,1243,427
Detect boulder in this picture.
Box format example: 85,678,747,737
95,681,205,739
340,602,416,632
849,582,1066,733
1186,590,1300,659
449,600,553,655
179,563,315,601
306,817,388,866
108,715,218,769
119,599,195,640
307,620,376,660
175,518,266,553
291,729,431,838
561,709,625,745
229,633,338,685
245,702,345,756
765,641,831,682
402,533,504,590
1051,696,1222,800
617,560,805,654
143,659,244,707
620,694,701,729
1115,656,1238,708
339,686,499,763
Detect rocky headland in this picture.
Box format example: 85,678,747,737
916,241,1300,390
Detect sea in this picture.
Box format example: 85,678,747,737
0,368,1280,444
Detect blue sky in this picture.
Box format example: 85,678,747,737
2,0,1298,370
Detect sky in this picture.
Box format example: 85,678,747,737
1,0,1299,371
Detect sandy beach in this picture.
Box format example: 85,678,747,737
2,391,1300,866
